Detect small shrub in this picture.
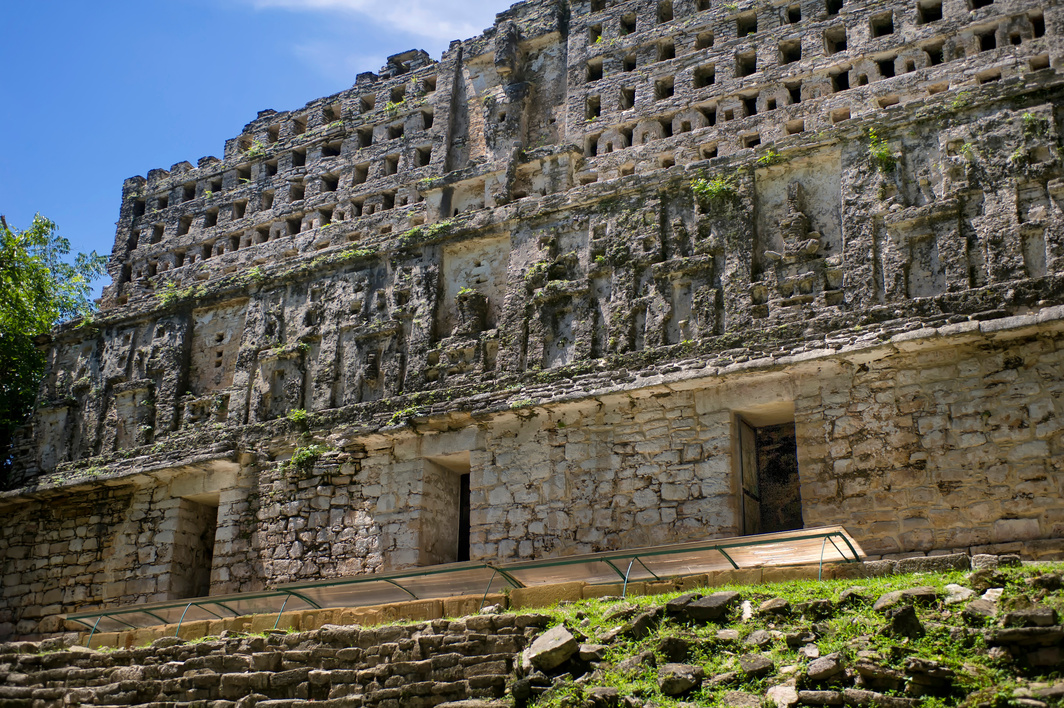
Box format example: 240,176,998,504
244,139,266,158
692,171,738,203
868,127,897,173
756,149,782,166
284,443,329,472
388,405,420,426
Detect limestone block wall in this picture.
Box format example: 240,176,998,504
0,615,543,706
0,488,137,638
4,318,1064,639
0,462,247,638
795,330,1064,557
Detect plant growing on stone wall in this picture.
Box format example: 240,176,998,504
157,281,204,308
244,140,266,159
397,219,453,248
756,149,782,166
691,171,738,205
388,405,421,426
1022,111,1048,137
868,128,897,173
283,443,330,473
285,408,309,424
949,91,971,110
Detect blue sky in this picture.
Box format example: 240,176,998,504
0,0,513,298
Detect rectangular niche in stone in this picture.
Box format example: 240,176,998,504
253,354,304,421
190,300,248,395
114,381,155,450
438,236,511,339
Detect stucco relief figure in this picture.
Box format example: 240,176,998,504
763,182,826,300
766,183,821,262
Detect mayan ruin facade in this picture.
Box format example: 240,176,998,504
2,0,1064,639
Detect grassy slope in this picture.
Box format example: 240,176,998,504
518,563,1064,708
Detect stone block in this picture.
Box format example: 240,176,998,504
228,615,253,633
443,593,507,618
526,625,578,670
676,574,709,591
86,631,119,649
176,620,209,641
129,628,158,648
380,599,443,623
707,568,763,587
340,607,382,626
825,563,871,580
763,565,820,583
207,619,229,636
991,519,1041,543
249,612,284,634
582,582,625,599
511,582,587,609
895,554,970,574
300,609,340,630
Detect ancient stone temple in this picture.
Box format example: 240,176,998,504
3,0,1064,638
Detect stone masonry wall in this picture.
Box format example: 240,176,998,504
796,329,1064,557
0,613,545,707
6,317,1064,639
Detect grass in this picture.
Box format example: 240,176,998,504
522,563,1064,708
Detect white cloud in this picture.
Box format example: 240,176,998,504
247,0,510,42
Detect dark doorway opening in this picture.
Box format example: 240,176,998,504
739,419,804,535
170,495,219,599
457,473,471,562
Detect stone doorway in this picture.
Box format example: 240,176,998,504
169,495,219,600
421,453,472,565
738,418,804,535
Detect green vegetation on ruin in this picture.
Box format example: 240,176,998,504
517,562,1064,708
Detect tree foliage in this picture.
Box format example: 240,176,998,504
0,214,107,479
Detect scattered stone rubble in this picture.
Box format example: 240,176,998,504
513,561,1064,708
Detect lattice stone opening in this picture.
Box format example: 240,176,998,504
737,11,758,37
